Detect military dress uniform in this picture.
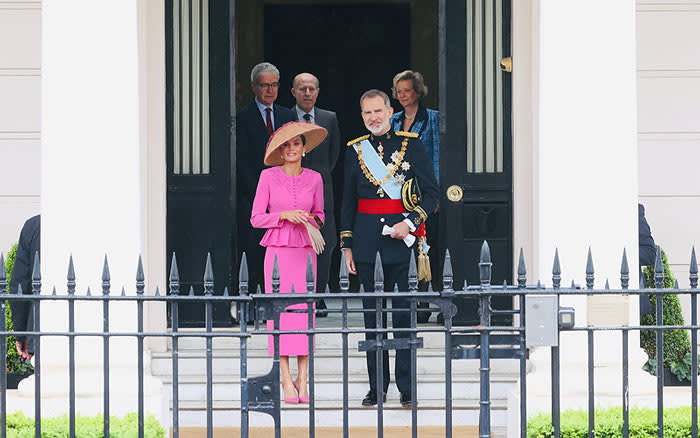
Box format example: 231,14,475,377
340,130,439,400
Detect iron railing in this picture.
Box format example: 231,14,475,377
1,242,699,438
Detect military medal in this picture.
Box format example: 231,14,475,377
377,187,385,197
401,161,411,171
394,173,406,186
378,141,384,159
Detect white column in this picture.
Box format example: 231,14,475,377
509,2,653,435
12,0,166,426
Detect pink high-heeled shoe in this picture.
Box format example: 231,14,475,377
283,383,299,404
293,381,309,404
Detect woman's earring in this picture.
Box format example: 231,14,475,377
302,152,306,157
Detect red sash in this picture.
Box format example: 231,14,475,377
357,199,426,237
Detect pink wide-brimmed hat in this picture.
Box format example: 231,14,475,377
264,121,328,166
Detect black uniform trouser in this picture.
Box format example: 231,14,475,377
356,261,411,394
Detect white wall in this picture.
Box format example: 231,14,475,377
636,1,700,324
637,1,700,286
0,0,41,257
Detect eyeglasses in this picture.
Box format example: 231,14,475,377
256,82,280,90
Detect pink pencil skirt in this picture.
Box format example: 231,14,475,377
264,246,316,356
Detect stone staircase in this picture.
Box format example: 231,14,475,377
151,318,520,436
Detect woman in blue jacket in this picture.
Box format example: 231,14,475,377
390,70,442,322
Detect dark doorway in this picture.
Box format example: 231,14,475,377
441,0,513,325
263,3,411,291
166,0,233,326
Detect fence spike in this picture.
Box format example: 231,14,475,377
359,283,365,293
654,246,664,288
67,254,76,282
256,284,262,295
17,284,23,295
169,253,180,296
339,250,349,292
408,250,418,291
537,280,542,289
121,286,127,297
0,253,5,281
552,249,561,289
86,286,92,296
479,241,492,287
463,279,468,290
204,252,214,283
136,254,145,283
571,279,576,289
585,247,595,289
272,253,280,294
442,249,453,291
169,253,180,282
223,286,229,297
238,254,248,296
51,286,57,296
517,248,526,288
306,253,314,294
674,279,679,289
203,253,214,296
325,284,330,293
503,280,508,289
291,284,296,296
32,251,40,282
67,254,76,295
689,247,698,289
374,252,384,292
101,255,110,282
427,282,433,292
155,286,161,296
605,279,610,289
620,248,630,289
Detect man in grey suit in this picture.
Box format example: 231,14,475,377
291,72,341,315
237,62,296,293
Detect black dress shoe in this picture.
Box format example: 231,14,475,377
361,390,387,406
316,299,328,318
400,391,413,407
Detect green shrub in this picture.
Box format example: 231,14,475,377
528,406,693,438
639,247,696,381
7,411,166,438
4,243,33,375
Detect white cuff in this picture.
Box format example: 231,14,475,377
403,218,416,232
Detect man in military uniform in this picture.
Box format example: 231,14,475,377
340,89,439,407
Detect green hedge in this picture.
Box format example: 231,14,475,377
528,406,693,438
4,243,33,375
7,412,165,438
640,248,694,381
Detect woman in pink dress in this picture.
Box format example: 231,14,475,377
251,121,328,404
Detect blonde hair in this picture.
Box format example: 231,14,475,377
391,70,428,99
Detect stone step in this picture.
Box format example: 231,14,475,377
173,398,509,428
158,376,517,402
151,351,521,378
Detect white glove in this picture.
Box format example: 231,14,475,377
304,221,325,255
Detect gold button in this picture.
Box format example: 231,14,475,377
380,218,385,223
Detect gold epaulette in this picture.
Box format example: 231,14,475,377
346,134,370,146
395,131,419,138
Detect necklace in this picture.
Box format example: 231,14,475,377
404,113,415,119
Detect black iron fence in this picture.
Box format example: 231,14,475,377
1,242,699,438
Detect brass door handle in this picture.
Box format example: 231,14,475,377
446,185,463,202
500,56,512,72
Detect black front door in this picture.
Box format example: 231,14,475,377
166,0,234,326
441,0,513,325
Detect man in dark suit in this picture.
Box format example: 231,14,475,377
340,89,439,407
291,73,341,316
236,62,295,292
9,214,40,360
